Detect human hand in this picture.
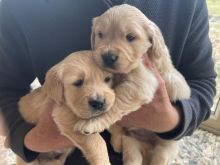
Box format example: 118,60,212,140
118,54,181,133
24,106,74,152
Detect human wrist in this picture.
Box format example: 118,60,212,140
156,102,184,139
162,104,181,132
143,103,181,133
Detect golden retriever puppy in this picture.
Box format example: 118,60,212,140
17,51,115,165
74,4,191,165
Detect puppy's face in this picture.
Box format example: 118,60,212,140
91,4,154,73
44,51,115,119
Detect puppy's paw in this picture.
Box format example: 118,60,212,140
74,120,105,135
164,70,191,101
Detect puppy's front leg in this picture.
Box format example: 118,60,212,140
65,132,111,165
109,125,143,165
74,64,158,134
109,124,123,153
122,135,143,165
53,106,110,165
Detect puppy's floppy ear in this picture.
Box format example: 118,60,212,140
144,21,169,60
143,19,173,72
43,65,64,105
91,17,98,50
144,20,191,101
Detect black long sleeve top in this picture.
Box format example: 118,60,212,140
0,0,216,162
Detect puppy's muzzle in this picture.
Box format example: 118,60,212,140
88,98,106,111
102,52,118,68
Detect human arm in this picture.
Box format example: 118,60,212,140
0,1,38,161
0,1,73,161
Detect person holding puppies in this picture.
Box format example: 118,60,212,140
0,0,216,165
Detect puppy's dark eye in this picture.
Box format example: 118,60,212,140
104,76,112,83
73,79,84,87
126,34,136,42
98,32,103,39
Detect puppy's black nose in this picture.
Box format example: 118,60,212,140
102,52,118,68
89,99,105,111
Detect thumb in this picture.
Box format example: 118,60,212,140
142,53,154,70
25,126,73,152
141,54,168,99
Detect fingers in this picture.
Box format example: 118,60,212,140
36,104,61,136
142,53,154,70
142,54,164,84
38,103,54,123
117,108,149,129
142,53,168,99
26,105,74,152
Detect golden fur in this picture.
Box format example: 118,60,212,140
74,4,191,165
17,51,115,165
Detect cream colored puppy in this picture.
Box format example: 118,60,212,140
17,51,115,165
74,4,191,165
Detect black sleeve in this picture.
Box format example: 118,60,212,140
157,0,216,140
0,1,39,162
